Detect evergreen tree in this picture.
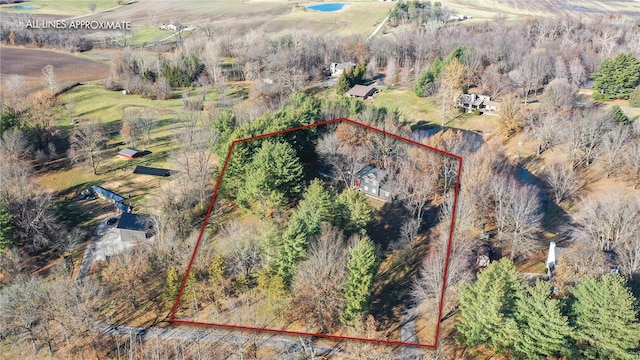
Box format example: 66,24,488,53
342,236,379,325
164,266,181,303
571,274,640,359
455,258,524,353
353,63,366,85
277,215,310,283
415,67,436,97
514,280,573,359
277,180,336,283
629,86,640,107
183,270,199,311
0,201,15,253
336,70,353,95
336,189,373,236
610,105,630,125
592,53,640,100
208,253,226,286
238,140,303,211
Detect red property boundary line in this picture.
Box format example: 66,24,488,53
169,118,463,349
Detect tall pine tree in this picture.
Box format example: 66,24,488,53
164,266,181,303
0,201,15,253
571,274,640,359
514,280,572,359
238,140,303,211
277,180,335,283
592,53,640,100
455,258,524,353
342,235,379,325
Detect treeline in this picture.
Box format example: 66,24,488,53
0,14,94,51
455,259,640,359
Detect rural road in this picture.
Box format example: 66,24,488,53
368,14,390,41
99,322,342,356
78,221,342,356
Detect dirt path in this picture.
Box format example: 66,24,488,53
368,14,390,41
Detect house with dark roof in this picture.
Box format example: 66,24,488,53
347,85,378,99
354,165,392,202
459,94,501,113
117,213,152,242
118,148,144,159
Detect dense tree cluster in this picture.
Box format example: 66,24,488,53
455,259,640,359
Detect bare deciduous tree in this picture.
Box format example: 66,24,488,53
289,225,348,333
68,120,107,175
2,74,28,111
572,193,640,252
171,125,217,205
525,111,561,156
437,58,466,126
543,161,584,204
41,64,58,96
601,125,631,178
562,110,613,168
491,175,542,260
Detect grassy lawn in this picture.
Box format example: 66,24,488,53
373,87,441,124
128,27,171,47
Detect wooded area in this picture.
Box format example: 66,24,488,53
1,0,640,358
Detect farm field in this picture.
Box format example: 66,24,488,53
439,0,640,20
0,0,117,15
0,47,109,89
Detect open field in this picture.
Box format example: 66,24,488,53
0,0,117,15
264,1,394,36
440,0,640,21
2,0,392,38
0,46,109,90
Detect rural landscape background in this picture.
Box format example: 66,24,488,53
1,0,640,359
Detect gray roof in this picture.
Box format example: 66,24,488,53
117,213,149,231
347,85,376,98
357,165,388,183
119,148,143,157
90,185,125,203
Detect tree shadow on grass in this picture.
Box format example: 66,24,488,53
369,243,430,332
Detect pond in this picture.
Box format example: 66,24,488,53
305,3,347,12
7,5,39,10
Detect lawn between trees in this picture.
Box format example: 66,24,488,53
168,117,461,346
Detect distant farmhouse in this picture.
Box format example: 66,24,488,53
117,213,152,242
459,94,500,114
159,23,185,31
354,165,392,202
347,84,378,99
330,61,356,77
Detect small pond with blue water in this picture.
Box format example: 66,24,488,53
306,3,347,12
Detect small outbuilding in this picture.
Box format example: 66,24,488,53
118,148,144,159
133,165,171,177
117,213,151,242
347,85,378,99
90,185,125,204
